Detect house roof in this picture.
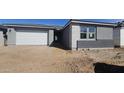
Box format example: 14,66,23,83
63,19,117,29
0,25,8,32
1,20,123,31
2,24,63,30
0,25,8,30
117,21,124,27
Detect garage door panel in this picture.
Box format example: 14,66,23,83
16,30,48,45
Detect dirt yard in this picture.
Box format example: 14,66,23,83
0,46,124,73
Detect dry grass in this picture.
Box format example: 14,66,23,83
0,46,124,73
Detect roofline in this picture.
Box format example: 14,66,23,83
0,25,7,29
2,24,64,30
72,20,116,26
0,20,119,31
63,19,117,29
3,24,56,29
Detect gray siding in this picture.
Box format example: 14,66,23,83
97,26,113,40
7,28,16,45
62,25,72,49
77,40,114,48
48,30,54,45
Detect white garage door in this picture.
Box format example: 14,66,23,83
16,30,48,45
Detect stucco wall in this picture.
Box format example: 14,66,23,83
7,28,16,45
97,26,113,40
0,31,4,46
113,27,120,46
71,24,80,49
120,27,124,47
48,29,54,45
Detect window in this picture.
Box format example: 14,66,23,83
80,26,96,40
89,27,96,39
80,27,87,39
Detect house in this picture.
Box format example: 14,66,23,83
0,19,123,50
62,20,124,50
0,24,62,46
62,20,116,50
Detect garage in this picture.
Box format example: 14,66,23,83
16,30,48,45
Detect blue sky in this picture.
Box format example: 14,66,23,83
0,19,123,26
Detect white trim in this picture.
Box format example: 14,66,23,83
78,39,96,41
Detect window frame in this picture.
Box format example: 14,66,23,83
80,26,97,40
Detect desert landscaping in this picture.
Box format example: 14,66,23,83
0,46,124,73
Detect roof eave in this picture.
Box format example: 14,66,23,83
71,20,116,27
0,25,7,29
3,24,65,30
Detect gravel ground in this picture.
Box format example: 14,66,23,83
0,46,124,73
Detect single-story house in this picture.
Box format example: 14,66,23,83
0,19,124,50
0,24,62,46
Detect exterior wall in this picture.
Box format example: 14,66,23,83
120,27,124,47
77,40,114,48
7,28,16,45
48,30,54,45
97,26,113,40
71,24,114,50
113,27,120,46
0,31,4,46
71,24,80,50
62,25,72,49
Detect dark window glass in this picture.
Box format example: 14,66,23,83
80,33,87,39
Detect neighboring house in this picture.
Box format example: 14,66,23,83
0,19,124,50
0,24,62,46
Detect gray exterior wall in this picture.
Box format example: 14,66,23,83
48,29,54,45
62,25,72,49
113,27,120,46
97,26,113,40
7,28,16,45
77,40,114,48
0,31,4,46
70,24,114,50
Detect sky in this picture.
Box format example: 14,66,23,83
0,19,123,26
